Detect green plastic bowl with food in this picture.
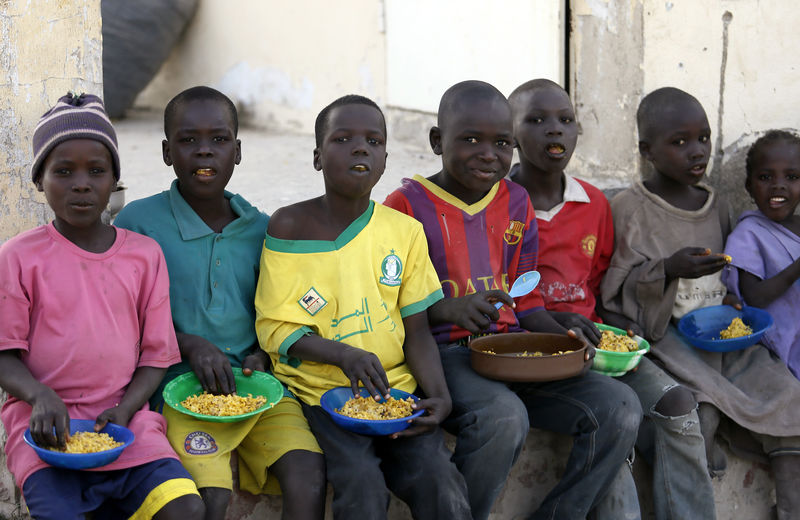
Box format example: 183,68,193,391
591,323,650,377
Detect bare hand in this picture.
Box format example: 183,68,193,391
95,403,134,431
722,293,743,310
664,247,729,280
242,350,268,376
183,335,235,394
391,396,451,439
431,291,515,334
29,386,69,448
338,347,390,399
567,329,595,376
551,312,601,345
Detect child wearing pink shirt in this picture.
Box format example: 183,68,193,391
0,93,205,520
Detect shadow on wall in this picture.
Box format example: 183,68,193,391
101,0,198,119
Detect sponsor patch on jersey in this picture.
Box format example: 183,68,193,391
503,220,524,245
581,234,597,258
379,252,403,287
184,431,218,455
298,287,327,315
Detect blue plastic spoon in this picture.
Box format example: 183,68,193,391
495,270,541,309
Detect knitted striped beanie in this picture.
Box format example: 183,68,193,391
31,92,120,184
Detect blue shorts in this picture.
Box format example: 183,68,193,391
22,458,199,520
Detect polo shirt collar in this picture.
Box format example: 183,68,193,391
535,174,590,222
168,180,251,240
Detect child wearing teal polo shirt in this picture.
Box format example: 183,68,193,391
114,86,325,520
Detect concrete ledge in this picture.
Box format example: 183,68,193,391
225,429,775,519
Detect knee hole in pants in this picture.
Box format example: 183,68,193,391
654,385,696,417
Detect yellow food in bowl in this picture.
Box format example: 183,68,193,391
47,431,123,453
180,392,266,416
336,396,414,420
719,317,753,339
597,330,639,352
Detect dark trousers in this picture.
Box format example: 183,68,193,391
302,401,472,520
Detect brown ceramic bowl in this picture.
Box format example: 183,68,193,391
468,332,587,382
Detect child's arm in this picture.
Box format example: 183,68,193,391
392,311,452,439
737,260,800,308
427,291,515,334
548,312,602,345
0,351,68,448
664,247,729,282
94,366,166,431
177,332,236,395
288,334,391,400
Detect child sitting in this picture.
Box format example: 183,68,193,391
114,86,325,520
508,78,715,520
723,130,800,380
254,95,471,520
384,80,641,520
0,93,205,519
601,87,800,519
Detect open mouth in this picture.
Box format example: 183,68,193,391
194,168,215,177
689,164,707,176
352,164,369,173
545,143,566,158
769,196,787,207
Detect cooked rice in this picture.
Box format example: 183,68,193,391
336,396,415,420
597,330,639,352
181,392,267,416
719,317,753,339
47,431,123,453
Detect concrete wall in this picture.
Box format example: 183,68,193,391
0,0,102,516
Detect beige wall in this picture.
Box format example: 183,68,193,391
0,0,103,243
0,1,102,514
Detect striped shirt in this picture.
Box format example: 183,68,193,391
384,175,544,343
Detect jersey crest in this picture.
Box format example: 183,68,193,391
504,220,524,245
298,287,327,315
581,234,597,258
184,431,218,455
379,252,403,287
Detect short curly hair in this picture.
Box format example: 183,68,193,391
745,129,800,180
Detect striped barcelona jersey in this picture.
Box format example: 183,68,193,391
384,175,545,343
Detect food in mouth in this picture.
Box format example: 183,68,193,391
547,144,565,155
195,168,214,177
353,164,368,172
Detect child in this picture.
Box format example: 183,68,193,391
723,130,800,379
508,78,715,520
254,95,471,520
601,87,800,519
0,93,205,519
114,86,325,520
384,80,641,520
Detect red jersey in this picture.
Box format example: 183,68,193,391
532,175,614,321
384,175,545,344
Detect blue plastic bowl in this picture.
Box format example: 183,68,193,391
24,419,134,470
320,387,425,436
677,305,773,352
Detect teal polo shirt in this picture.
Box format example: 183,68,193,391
115,180,270,406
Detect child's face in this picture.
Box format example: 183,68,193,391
513,86,577,175
313,104,387,200
746,140,800,223
163,99,241,202
431,97,514,203
640,102,711,185
37,139,115,231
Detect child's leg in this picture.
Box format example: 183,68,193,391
438,343,529,520
301,402,390,520
162,405,254,520
697,401,727,475
620,357,717,520
236,397,325,520
22,467,102,520
379,428,471,520
756,435,800,519
514,370,642,519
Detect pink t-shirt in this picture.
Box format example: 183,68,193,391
0,223,181,486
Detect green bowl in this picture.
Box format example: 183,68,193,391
163,367,284,422
591,323,650,377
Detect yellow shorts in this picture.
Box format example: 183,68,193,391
164,396,321,494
